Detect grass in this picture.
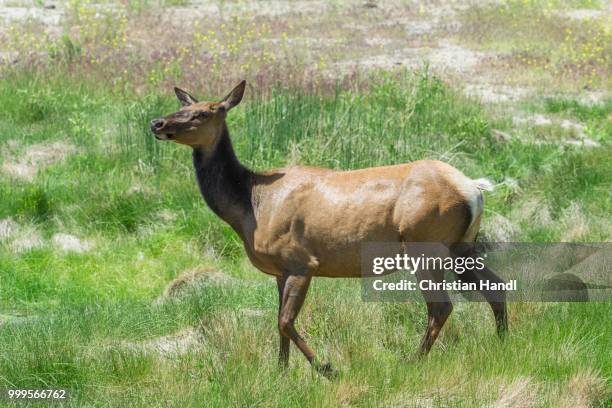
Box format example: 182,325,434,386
0,0,610,405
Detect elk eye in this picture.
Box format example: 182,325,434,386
197,111,209,118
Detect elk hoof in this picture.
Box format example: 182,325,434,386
314,361,338,379
410,351,426,362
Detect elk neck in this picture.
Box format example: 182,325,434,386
192,123,255,235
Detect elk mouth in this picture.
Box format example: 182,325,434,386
150,126,176,140
153,125,198,140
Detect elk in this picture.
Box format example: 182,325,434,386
150,80,508,377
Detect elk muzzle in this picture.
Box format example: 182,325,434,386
150,118,173,140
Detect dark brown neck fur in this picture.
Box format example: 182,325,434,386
192,124,254,234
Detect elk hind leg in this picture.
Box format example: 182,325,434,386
417,269,453,355
460,266,508,338
451,245,508,338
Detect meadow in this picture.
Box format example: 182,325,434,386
0,0,610,406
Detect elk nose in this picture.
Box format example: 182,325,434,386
150,119,166,132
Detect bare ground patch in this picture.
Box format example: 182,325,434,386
561,8,611,21
465,83,530,103
0,217,44,253
511,113,602,148
123,327,204,358
0,1,63,29
163,0,331,21
51,233,93,253
1,141,77,181
1,218,94,253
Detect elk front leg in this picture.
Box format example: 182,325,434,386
278,273,335,378
276,276,290,368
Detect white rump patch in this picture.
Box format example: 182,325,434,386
473,178,495,192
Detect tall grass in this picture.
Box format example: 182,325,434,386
238,72,491,170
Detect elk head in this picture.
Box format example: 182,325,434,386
150,80,246,149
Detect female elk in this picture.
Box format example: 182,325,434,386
150,81,508,377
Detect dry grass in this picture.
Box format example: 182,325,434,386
493,377,539,408
553,368,607,407
162,268,235,299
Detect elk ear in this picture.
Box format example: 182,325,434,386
219,80,246,111
174,87,198,106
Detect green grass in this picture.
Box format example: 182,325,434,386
542,97,612,144
0,67,610,406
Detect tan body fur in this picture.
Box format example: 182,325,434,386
245,160,480,278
